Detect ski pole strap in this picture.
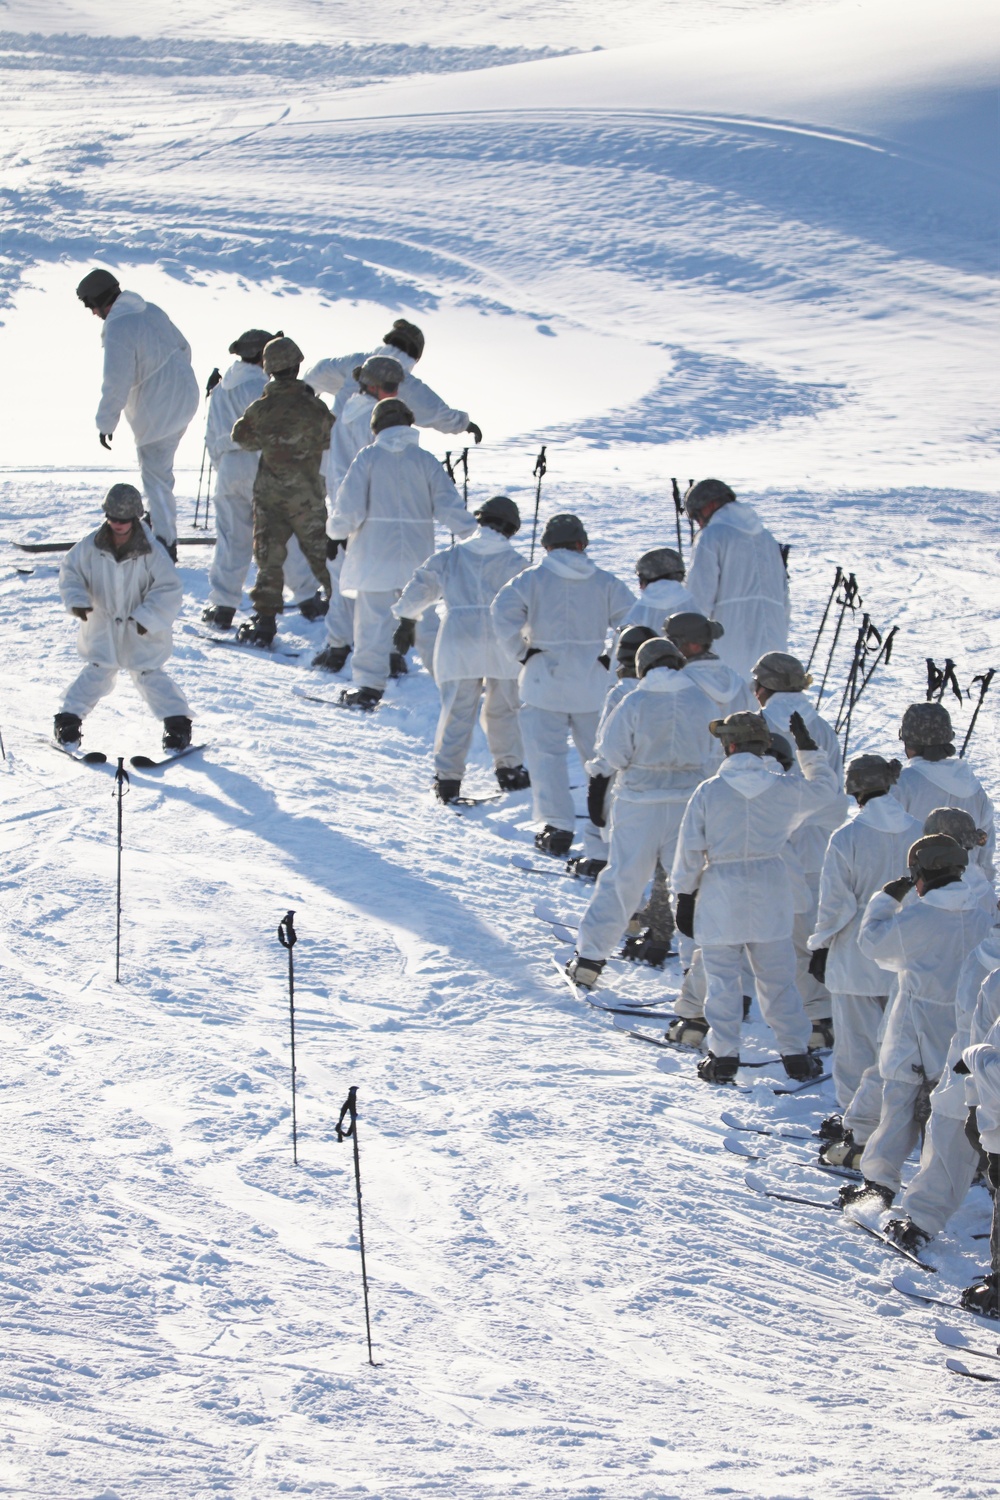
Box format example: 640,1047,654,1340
113,760,130,794
533,445,547,481
671,477,683,513
278,910,297,948
336,1085,358,1141
926,657,962,704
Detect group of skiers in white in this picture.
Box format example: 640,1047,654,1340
57,272,1000,1311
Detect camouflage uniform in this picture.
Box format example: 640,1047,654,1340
232,378,333,615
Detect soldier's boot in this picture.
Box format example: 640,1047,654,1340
54,712,82,746
298,592,329,621
496,764,530,792
313,644,351,673
202,604,235,630
162,716,193,752
237,613,277,647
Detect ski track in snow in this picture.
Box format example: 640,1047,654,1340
1,4,999,1495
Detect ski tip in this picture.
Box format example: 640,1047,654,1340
892,1272,923,1296
723,1136,758,1160
935,1323,969,1351
946,1357,996,1383
130,755,156,768
743,1171,767,1194
81,751,108,764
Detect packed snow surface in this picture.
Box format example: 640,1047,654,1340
0,0,998,1495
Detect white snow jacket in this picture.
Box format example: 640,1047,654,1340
393,527,526,682
491,550,636,714
962,995,1000,1152
686,502,789,679
595,670,715,803
809,795,924,995
205,359,265,464
680,654,757,767
930,935,1000,1120
305,345,468,433
859,882,992,1083
761,691,848,876
330,426,475,597
670,748,839,946
894,756,996,880
95,290,199,446
325,390,376,512
59,522,183,671
622,578,698,634
586,679,639,778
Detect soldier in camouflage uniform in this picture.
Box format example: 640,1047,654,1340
231,336,333,646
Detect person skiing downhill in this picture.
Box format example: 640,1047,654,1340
76,268,199,559
393,494,529,801
55,483,192,751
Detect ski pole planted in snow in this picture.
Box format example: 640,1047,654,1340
815,571,860,709
670,477,685,562
0,722,6,761
336,1085,379,1366
454,447,469,507
926,657,963,705
843,623,898,721
528,445,548,564
960,669,996,758
113,758,129,982
277,910,300,1165
806,566,843,673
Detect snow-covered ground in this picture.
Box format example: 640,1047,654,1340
1,1,999,1495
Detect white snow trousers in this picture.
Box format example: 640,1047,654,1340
703,938,811,1060
844,1063,885,1145
137,433,185,547
899,1110,981,1236
351,589,399,690
62,662,189,721
794,901,832,1021
434,677,523,780
209,453,316,608
830,992,888,1112
576,798,684,961
322,551,357,650
675,947,755,1020
859,1079,929,1194
520,704,603,856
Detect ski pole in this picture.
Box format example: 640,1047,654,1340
926,657,963,705
442,451,456,483
991,1154,1000,1318
336,1085,379,1365
277,910,299,1165
806,566,843,672
113,758,129,983
528,445,547,564
686,478,694,544
835,613,877,732
0,722,6,761
845,624,898,718
815,572,859,709
960,668,996,758
670,477,684,563
455,447,469,508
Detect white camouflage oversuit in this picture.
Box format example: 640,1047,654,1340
895,756,996,879
686,501,789,679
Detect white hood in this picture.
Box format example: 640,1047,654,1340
637,670,690,695
910,756,983,797
858,794,919,833
706,500,763,536
541,550,596,581
374,424,420,452
463,526,513,556
718,751,785,799
685,657,747,706
221,360,263,392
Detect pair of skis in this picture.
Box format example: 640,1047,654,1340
45,738,206,771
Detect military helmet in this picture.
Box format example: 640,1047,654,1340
475,495,520,535
371,397,413,433
103,482,144,521
541,513,588,549
262,336,304,374
753,651,812,693
616,625,657,669
359,355,405,390
907,832,968,876
383,318,424,361
845,754,902,797
635,638,686,678
899,702,954,748
709,710,771,750
665,611,725,649
636,547,684,584
77,268,120,308
229,328,277,361
684,478,735,519
923,806,982,851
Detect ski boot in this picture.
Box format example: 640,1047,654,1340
202,604,235,630
535,825,573,858
808,1017,835,1050
434,777,461,804
566,955,604,989
821,1129,864,1171
496,764,530,792
883,1217,932,1256
162,716,193,752
312,643,351,673
339,686,383,712
298,591,329,621
666,1016,709,1048
818,1113,845,1144
696,1052,739,1085
960,1272,1000,1320
620,931,673,968
838,1178,894,1212
236,613,277,647
388,651,409,678
54,711,82,746
781,1052,824,1082
566,857,606,880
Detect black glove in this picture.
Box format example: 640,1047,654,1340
466,421,482,444
205,366,222,397
808,947,828,984
326,537,346,559
393,617,416,654
71,606,91,620
587,774,611,829
133,620,147,636
989,1156,1000,1192
882,875,915,901
597,653,611,669
99,432,113,450
788,710,818,752
521,646,541,663
965,1106,982,1155
953,1058,970,1075
675,892,696,938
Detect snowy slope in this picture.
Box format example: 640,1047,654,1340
1,1,999,1495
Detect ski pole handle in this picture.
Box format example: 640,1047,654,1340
278,910,297,949
336,1085,358,1141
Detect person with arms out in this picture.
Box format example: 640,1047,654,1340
55,484,192,752
77,268,199,559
